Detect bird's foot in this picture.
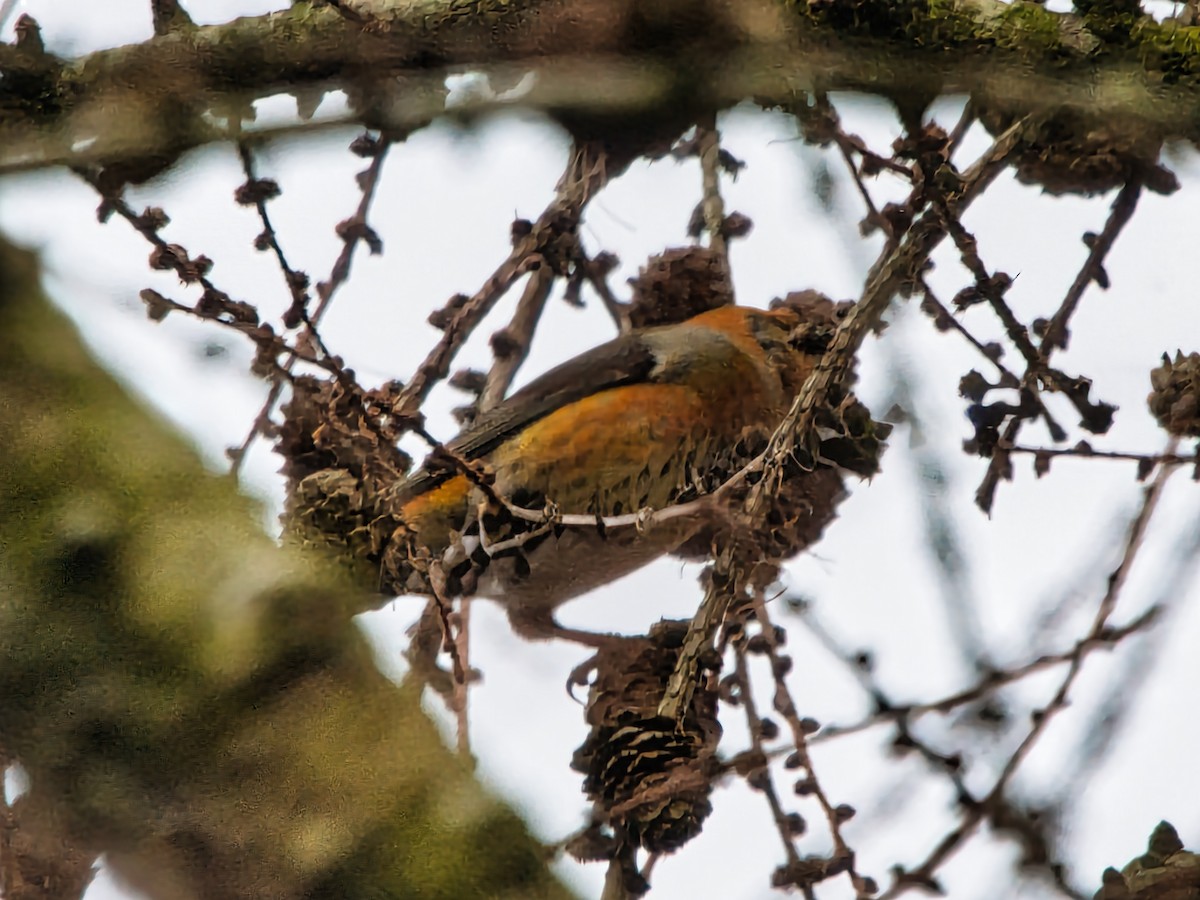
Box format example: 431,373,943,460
505,605,624,648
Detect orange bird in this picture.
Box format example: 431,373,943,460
392,304,824,643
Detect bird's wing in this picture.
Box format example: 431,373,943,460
398,330,660,497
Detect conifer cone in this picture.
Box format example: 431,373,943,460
571,620,722,855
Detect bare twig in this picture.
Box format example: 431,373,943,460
917,279,1069,441
1040,177,1144,354
917,278,1013,381
229,131,396,476
833,132,888,236
933,194,1119,443
478,264,555,410
398,252,545,417
731,642,805,873
74,169,327,377
76,158,415,481
443,256,557,752
397,141,612,419
696,117,730,262
945,101,977,158
453,596,472,757
234,140,309,316
809,605,1160,745
579,251,632,333
426,561,468,689
795,93,914,238
976,176,1144,511
1003,442,1198,469
748,591,874,896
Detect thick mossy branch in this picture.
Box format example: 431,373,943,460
800,0,1200,82
0,238,573,900
1,0,1200,176
1095,821,1200,899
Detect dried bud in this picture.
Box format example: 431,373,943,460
234,178,281,206
139,288,174,321
349,132,382,157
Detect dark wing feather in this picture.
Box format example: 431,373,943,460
399,331,659,496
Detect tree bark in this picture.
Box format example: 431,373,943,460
1,0,1199,176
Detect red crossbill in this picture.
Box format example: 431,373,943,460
392,304,828,643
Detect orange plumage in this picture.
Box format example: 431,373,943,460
392,304,820,641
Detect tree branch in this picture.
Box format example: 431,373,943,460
3,1,1200,177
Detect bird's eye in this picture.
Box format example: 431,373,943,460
748,316,792,356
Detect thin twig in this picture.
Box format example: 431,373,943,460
917,278,1015,381
447,255,555,747
808,605,1160,745
234,140,309,314
77,161,414,481
917,279,1068,440
478,263,555,410
639,853,661,886
1040,177,1144,354
945,101,977,158
1002,442,1198,468
453,596,472,757
936,200,1042,368
934,194,1113,441
426,561,468,689
399,253,546,417
447,256,559,753
732,643,804,871
976,176,1144,511
74,170,330,377
696,116,730,262
748,591,873,896
396,141,612,418
580,251,632,333
834,132,888,235
229,132,396,476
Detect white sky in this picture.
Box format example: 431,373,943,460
2,2,1199,899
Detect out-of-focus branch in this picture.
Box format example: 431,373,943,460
4,1,1200,177
881,441,1183,899
0,239,573,900
809,605,1161,745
